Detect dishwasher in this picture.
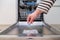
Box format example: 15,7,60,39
0,0,59,37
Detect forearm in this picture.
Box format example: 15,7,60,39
33,9,43,15
35,0,56,14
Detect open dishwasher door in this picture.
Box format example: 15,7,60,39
0,0,60,38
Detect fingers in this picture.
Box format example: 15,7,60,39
27,15,34,24
29,17,34,24
27,15,31,23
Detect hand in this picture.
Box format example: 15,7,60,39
27,9,43,24
27,13,38,24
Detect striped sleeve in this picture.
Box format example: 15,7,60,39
36,0,56,13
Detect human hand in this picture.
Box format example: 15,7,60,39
27,13,38,24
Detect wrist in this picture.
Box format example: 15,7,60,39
33,9,43,15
